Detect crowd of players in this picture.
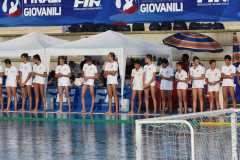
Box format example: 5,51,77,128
0,52,239,115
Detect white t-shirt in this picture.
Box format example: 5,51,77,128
5,66,18,87
190,65,206,88
33,63,47,85
0,65,4,84
55,64,71,87
143,63,157,86
205,68,221,92
159,66,174,90
104,61,118,85
175,70,188,90
131,68,144,91
221,65,236,87
19,62,32,86
83,63,98,86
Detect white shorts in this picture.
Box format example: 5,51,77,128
160,81,173,91
192,80,205,89
83,79,95,86
208,84,220,92
22,79,32,86
6,81,17,87
58,80,71,87
133,84,143,91
107,78,118,85
177,82,188,90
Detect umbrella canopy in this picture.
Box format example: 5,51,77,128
163,32,223,53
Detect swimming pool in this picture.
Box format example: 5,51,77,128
0,113,142,160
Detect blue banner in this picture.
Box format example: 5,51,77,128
0,0,239,26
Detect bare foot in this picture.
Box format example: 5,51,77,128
105,111,113,115
144,112,149,116
81,111,87,115
128,111,134,115
21,108,26,112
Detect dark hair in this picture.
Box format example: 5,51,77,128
133,59,141,65
21,53,28,59
4,59,11,65
85,56,92,63
58,56,67,65
193,56,200,62
161,58,169,65
209,59,216,64
33,54,41,62
176,61,183,66
182,54,189,60
224,55,232,60
145,54,153,61
109,52,116,61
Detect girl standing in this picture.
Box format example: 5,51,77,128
104,52,119,115
55,56,71,113
143,54,157,114
32,54,47,112
189,56,205,112
0,63,4,110
19,53,32,112
4,59,18,111
159,58,174,114
175,62,188,114
221,55,237,109
129,59,144,115
205,60,221,111
82,57,98,114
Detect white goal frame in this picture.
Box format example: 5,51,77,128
135,109,239,160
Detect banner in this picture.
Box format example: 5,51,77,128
0,0,239,26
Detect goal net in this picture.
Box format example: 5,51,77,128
135,109,239,160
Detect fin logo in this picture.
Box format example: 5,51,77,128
115,0,138,14
197,0,229,6
2,0,21,17
74,0,102,10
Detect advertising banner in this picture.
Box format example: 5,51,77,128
0,0,239,26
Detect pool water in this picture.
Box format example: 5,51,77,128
0,113,139,160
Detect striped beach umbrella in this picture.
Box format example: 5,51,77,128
163,32,223,53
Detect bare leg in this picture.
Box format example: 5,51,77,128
198,89,204,112
27,86,32,111
167,91,173,113
144,88,149,115
39,84,47,112
161,90,166,113
64,86,71,112
21,86,27,111
33,84,39,112
209,91,214,111
229,87,237,108
6,87,11,111
58,86,63,112
81,85,87,113
177,90,183,114
137,91,143,113
89,86,95,113
151,86,157,114
12,87,17,111
192,89,197,112
106,85,113,115
215,92,220,110
129,90,136,114
112,84,119,114
182,90,187,114
222,87,228,109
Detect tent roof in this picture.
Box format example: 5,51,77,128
0,32,67,54
47,30,171,57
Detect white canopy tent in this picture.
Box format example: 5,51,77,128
0,32,67,71
47,30,173,99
